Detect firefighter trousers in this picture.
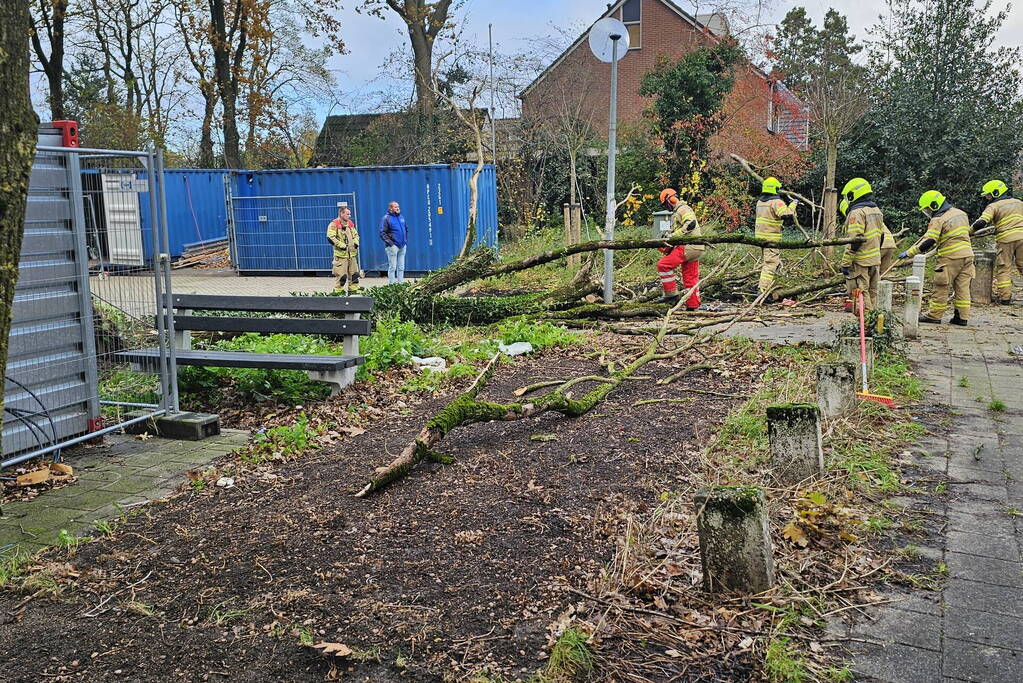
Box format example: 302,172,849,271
759,247,781,292
332,255,360,291
848,263,879,311
657,246,701,309
995,241,1023,301
925,256,975,321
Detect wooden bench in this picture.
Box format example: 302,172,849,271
116,294,375,394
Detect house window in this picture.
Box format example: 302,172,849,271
620,0,641,49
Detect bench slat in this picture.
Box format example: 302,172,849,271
171,294,375,314
173,315,372,336
116,349,365,372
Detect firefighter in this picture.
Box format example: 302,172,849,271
899,191,974,326
971,179,1023,304
755,177,798,292
841,186,897,273
655,188,703,309
840,178,884,310
327,205,361,292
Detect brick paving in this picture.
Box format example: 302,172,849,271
841,305,1023,682
0,429,248,555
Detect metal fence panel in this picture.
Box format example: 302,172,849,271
2,135,178,466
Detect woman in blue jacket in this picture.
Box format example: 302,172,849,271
380,201,409,284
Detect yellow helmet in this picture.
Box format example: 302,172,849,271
839,198,850,217
841,178,872,202
762,177,782,194
982,179,1008,199
918,190,946,215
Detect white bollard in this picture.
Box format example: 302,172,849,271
877,280,893,312
905,276,922,339
912,254,927,286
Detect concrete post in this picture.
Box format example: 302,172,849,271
767,404,824,485
837,336,873,383
816,362,857,417
695,486,775,593
970,250,996,305
912,254,927,286
905,276,922,339
877,280,893,311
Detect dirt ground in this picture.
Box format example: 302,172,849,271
0,344,767,681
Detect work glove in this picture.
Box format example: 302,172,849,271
841,266,850,277
897,251,908,260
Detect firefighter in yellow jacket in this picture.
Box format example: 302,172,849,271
899,191,974,326
840,178,883,310
327,204,361,292
972,179,1023,304
755,177,798,292
655,189,704,308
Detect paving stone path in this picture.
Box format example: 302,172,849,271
0,429,248,555
843,306,1023,682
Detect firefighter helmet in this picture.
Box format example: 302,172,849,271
841,178,872,203
839,198,850,217
918,190,946,215
762,177,782,194
659,188,678,206
982,179,1008,199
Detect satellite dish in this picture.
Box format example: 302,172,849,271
588,18,630,63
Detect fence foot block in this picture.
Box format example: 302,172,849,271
124,410,221,441
695,485,775,594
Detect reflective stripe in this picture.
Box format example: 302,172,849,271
755,232,782,241
995,213,1023,226
937,244,972,257
756,217,783,226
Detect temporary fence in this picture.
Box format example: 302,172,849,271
2,132,179,467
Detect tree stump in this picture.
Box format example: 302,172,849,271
767,403,824,485
695,486,775,593
816,362,856,417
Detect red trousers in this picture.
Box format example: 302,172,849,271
657,246,701,309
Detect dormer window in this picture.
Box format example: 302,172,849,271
619,0,641,49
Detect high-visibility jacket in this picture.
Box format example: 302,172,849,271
754,195,796,242
842,203,884,266
978,197,1023,243
906,205,973,260
670,201,704,261
881,223,896,250
327,218,359,259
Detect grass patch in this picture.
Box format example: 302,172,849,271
542,628,594,681
0,551,31,589
989,399,1006,412
765,637,807,683
250,413,323,461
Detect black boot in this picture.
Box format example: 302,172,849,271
656,294,680,305
950,311,968,327
919,314,943,324
999,298,1013,305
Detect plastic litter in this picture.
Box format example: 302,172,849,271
498,341,534,356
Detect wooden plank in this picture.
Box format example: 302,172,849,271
16,468,50,486
171,294,374,314
116,349,365,372
171,315,372,336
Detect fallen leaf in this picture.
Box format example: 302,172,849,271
527,480,544,491
665,648,683,658
738,637,754,650
782,521,809,547
530,434,557,442
809,641,823,653
341,426,366,437
311,642,352,657
135,433,154,441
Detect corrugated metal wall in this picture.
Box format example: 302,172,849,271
3,129,99,456
229,164,498,274
139,170,229,258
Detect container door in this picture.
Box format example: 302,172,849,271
100,173,145,266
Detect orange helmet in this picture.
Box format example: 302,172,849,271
659,188,678,205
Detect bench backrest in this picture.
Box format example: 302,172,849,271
171,294,374,315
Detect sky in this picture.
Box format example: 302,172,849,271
329,0,1023,118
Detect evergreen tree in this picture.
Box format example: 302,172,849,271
853,0,1023,223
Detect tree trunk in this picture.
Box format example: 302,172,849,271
458,122,484,259
0,0,41,455
198,86,217,167
823,138,838,258
569,148,577,205
29,0,67,120
209,0,245,169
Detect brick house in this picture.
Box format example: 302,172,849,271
519,0,808,166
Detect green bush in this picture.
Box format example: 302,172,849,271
357,316,437,380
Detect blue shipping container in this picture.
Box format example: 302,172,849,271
140,170,229,258
229,164,498,274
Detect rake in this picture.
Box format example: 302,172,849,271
855,290,895,407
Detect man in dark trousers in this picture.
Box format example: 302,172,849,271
380,201,409,284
